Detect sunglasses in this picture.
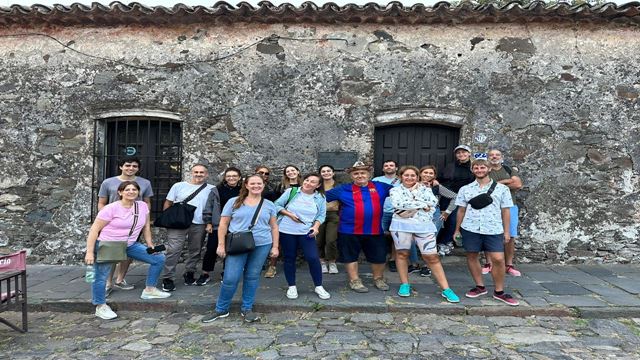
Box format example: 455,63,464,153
257,171,270,176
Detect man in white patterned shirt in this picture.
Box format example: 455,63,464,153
454,159,519,306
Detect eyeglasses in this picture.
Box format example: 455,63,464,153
225,174,240,178
257,171,270,176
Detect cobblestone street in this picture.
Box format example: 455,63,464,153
3,310,640,359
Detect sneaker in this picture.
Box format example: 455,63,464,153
465,286,488,298
162,278,176,292
201,310,229,323
286,286,298,299
493,292,520,306
349,278,369,293
196,273,210,286
95,304,117,320
328,262,339,274
264,265,277,278
482,263,492,275
408,264,420,274
437,244,448,256
140,288,171,299
419,266,431,277
441,288,460,303
373,277,390,291
506,265,522,277
113,279,134,290
388,260,397,272
398,283,411,297
241,310,260,323
321,262,328,274
105,286,113,298
314,286,331,300
183,272,196,285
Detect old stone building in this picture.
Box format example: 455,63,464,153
0,1,638,263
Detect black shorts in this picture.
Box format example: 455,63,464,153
337,233,387,264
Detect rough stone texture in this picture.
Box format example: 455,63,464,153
0,22,638,263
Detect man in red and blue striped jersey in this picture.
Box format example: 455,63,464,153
326,161,393,293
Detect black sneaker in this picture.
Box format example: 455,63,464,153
162,278,175,292
388,260,397,273
240,310,260,323
196,273,210,286
419,266,432,277
183,272,196,286
201,310,229,323
408,264,420,274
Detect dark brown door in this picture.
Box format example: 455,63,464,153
374,124,459,176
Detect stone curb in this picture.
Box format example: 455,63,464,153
33,299,640,319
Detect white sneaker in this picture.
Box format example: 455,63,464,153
328,262,339,274
315,286,331,300
321,263,328,274
140,288,172,299
286,286,298,299
95,304,117,320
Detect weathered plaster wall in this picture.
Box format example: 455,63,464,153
0,22,638,263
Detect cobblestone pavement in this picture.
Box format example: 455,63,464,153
3,310,640,359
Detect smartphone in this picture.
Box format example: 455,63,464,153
146,244,166,254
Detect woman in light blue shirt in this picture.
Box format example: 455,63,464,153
274,173,330,300
202,174,279,323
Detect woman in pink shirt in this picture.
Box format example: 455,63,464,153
85,181,170,320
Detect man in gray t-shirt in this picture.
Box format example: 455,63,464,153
97,157,154,292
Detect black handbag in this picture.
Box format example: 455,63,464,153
154,183,208,229
225,198,264,255
468,181,498,210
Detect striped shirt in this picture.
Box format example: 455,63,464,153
326,181,393,235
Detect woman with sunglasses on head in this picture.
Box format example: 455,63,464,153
198,167,243,286
202,174,279,323
275,173,330,300
316,165,340,274
406,165,460,277
265,165,302,278
390,166,459,303
85,181,170,320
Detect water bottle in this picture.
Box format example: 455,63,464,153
85,265,95,283
454,234,463,247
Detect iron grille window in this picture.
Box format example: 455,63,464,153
92,117,183,219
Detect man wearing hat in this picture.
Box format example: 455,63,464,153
325,161,394,293
439,145,475,255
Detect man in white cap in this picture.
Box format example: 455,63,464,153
325,161,394,293
438,145,475,255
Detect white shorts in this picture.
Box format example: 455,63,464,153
391,231,437,255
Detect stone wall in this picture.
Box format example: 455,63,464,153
0,22,638,263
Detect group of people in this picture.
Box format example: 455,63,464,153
85,144,524,321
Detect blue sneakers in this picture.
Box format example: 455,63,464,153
442,288,460,303
398,283,411,297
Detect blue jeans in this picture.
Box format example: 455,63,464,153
410,207,443,263
281,232,322,287
92,242,166,305
215,244,271,313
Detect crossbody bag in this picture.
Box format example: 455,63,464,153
154,183,208,229
96,201,139,263
225,198,264,255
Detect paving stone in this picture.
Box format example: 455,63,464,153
257,349,281,359
543,295,608,307
149,336,173,345
155,323,180,336
279,344,315,356
350,313,394,324
489,316,529,327
275,326,316,344
540,282,591,295
494,327,576,344
600,276,640,295
121,340,152,352
99,319,130,329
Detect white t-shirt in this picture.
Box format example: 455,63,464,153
165,182,214,224
278,192,318,235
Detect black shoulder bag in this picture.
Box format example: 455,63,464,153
225,198,264,255
154,183,207,229
467,181,498,210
